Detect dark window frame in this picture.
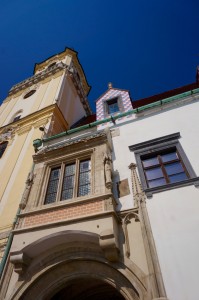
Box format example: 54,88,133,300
129,132,199,197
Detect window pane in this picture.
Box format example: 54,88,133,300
65,163,76,176
145,167,163,180
48,180,59,193
50,168,60,180
109,103,119,114
148,178,166,188
78,159,91,197
45,193,57,204
61,163,76,200
165,162,184,175
62,175,75,189
79,160,91,172
79,172,91,185
78,185,91,197
142,157,159,168
161,152,178,162
62,189,73,200
169,172,188,183
44,167,61,204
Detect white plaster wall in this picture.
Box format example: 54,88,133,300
2,84,43,126
58,76,86,127
111,97,199,300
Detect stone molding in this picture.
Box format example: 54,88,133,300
10,252,31,274
0,127,16,143
8,62,66,96
99,229,119,262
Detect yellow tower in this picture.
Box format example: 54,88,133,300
0,48,91,261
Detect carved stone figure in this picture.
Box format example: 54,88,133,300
103,153,113,189
19,171,34,209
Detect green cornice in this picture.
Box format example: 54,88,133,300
37,87,199,145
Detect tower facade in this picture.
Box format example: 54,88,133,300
0,48,91,263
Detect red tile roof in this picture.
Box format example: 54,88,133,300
132,82,199,108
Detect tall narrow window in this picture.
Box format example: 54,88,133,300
78,159,91,196
45,167,61,204
61,163,76,200
0,141,8,158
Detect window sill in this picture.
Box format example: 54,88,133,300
145,177,199,198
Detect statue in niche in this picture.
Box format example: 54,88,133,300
103,153,113,189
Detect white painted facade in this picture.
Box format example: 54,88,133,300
108,92,199,300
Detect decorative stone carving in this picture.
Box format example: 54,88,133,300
10,252,31,274
99,229,119,262
103,153,113,189
0,127,15,143
122,211,140,258
128,163,145,207
19,171,34,209
104,197,114,211
8,62,66,96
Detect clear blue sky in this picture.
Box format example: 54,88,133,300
0,0,198,112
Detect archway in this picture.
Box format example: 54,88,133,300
50,277,125,300
10,231,147,300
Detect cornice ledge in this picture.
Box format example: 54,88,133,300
33,131,107,160
8,62,66,96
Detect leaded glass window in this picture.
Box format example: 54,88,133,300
78,160,91,196
44,158,91,205
61,163,76,200
45,167,61,204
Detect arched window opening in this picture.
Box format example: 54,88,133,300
0,141,8,158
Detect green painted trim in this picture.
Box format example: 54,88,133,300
42,88,199,142
0,208,20,277
0,163,35,278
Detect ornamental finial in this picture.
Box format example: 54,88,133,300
108,82,112,89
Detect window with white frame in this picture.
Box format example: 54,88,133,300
44,158,91,204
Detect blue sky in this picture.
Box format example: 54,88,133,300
0,0,198,112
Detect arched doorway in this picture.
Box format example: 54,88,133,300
10,232,147,300
51,277,125,300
